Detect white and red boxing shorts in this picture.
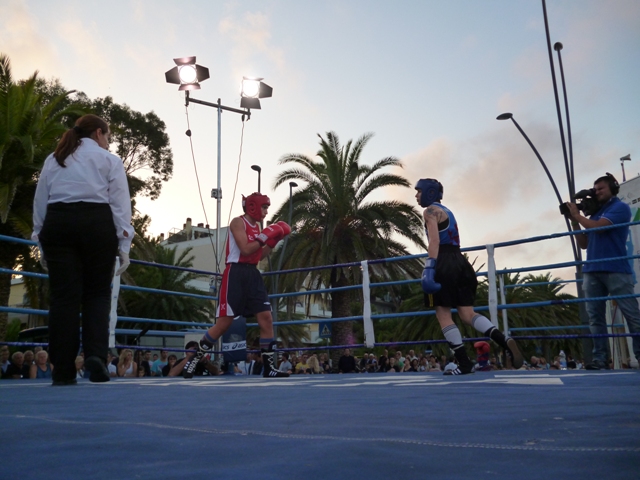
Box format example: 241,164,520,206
216,263,271,318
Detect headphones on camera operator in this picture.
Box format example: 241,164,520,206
596,172,619,196
559,172,619,217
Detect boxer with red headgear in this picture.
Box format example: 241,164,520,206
183,192,291,378
242,192,270,221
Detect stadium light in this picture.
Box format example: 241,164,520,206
165,56,210,91
240,77,273,110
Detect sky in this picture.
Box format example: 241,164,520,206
2,0,639,289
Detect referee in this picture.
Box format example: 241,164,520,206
32,114,134,386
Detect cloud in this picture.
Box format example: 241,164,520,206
393,121,562,215
0,1,59,79
218,10,286,78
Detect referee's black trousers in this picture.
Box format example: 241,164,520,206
39,202,118,382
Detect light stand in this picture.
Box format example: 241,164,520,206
165,57,272,270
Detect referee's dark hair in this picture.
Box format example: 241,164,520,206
54,114,109,167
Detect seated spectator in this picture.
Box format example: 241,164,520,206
295,354,311,374
394,351,405,370
237,352,252,375
106,351,118,377
75,356,86,380
307,355,321,374
23,350,35,368
359,353,369,373
137,365,146,377
409,358,419,372
539,357,550,370
1,346,11,376
4,351,28,379
117,349,137,378
151,350,169,376
440,355,447,370
428,355,442,372
168,342,220,377
418,357,429,372
320,353,332,373
529,356,543,370
278,352,293,374
338,349,356,373
386,357,400,372
140,350,152,377
249,352,263,375
377,352,388,372
161,355,178,377
29,350,53,378
367,353,378,373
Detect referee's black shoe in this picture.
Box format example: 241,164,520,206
85,356,110,383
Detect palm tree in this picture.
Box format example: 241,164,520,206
0,54,81,340
510,273,582,360
269,131,427,366
118,242,217,331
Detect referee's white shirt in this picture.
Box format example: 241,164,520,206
32,138,134,252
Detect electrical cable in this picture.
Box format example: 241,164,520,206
184,104,220,273
226,116,247,227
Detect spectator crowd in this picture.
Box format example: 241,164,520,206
2,343,633,381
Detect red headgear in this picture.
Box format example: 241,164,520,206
242,192,270,221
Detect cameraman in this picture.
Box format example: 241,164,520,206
567,173,640,370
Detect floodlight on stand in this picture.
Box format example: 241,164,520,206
240,76,273,109
165,56,210,91
621,154,631,182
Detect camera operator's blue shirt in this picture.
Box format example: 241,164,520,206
584,197,632,274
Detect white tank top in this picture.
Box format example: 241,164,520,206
226,216,261,264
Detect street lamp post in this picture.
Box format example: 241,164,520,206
251,165,262,193
497,112,590,360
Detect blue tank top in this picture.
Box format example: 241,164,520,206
425,203,461,246
36,363,52,379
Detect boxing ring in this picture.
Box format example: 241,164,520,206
1,224,640,479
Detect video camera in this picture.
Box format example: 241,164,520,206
559,188,602,217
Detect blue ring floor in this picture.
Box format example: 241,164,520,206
1,370,639,479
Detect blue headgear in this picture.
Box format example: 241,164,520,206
415,178,443,207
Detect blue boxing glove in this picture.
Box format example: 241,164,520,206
421,258,441,294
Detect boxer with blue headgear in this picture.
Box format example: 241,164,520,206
415,177,522,375
414,178,443,207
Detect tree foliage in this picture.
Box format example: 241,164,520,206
0,54,81,340
268,131,426,365
118,240,217,330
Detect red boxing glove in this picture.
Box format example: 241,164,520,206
266,234,284,248
255,224,283,246
275,221,291,237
